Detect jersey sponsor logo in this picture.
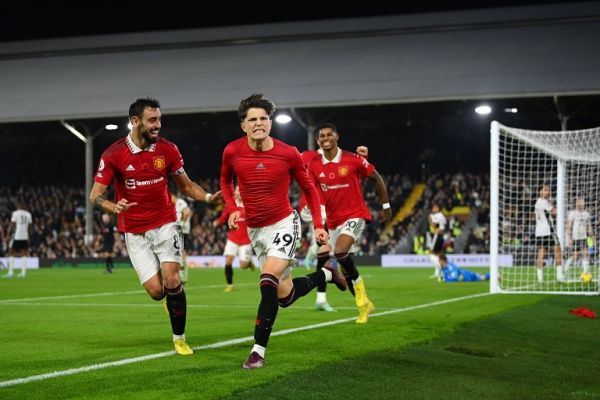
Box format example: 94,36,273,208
338,166,349,177
126,164,135,171
325,183,350,190
256,162,265,170
125,176,165,189
153,156,166,170
320,183,328,192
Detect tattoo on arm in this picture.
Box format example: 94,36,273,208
94,196,106,210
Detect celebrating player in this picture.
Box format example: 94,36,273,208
307,123,392,324
220,94,347,369
90,97,221,355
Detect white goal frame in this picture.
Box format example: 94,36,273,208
490,121,600,295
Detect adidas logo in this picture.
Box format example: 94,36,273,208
255,163,265,170
126,164,135,171
319,172,326,178
277,246,287,252
174,251,181,257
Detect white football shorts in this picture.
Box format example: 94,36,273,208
247,211,301,280
329,218,366,253
223,240,253,262
125,222,183,284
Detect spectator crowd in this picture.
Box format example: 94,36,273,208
0,172,491,259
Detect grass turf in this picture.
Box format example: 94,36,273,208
0,267,598,399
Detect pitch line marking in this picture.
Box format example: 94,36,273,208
0,283,255,304
0,292,490,388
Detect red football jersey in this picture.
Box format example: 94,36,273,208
220,137,323,229
217,203,251,245
307,148,375,229
94,135,183,234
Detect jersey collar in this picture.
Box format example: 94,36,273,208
126,133,156,154
322,147,342,164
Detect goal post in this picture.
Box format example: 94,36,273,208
490,121,600,295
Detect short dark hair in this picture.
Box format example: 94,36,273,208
317,123,338,133
129,97,161,119
238,94,276,121
439,254,447,262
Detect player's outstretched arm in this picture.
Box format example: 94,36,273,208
90,182,138,214
173,172,222,204
367,169,392,223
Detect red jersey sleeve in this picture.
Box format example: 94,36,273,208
94,150,115,186
291,147,324,229
217,204,232,226
220,144,237,210
167,142,185,175
356,153,375,177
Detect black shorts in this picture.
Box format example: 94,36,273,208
12,240,28,252
571,239,588,250
431,233,445,253
102,240,115,253
536,235,559,250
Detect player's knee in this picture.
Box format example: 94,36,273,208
149,288,166,301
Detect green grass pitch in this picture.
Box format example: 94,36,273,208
1,266,599,399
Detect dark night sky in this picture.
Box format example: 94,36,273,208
0,0,570,43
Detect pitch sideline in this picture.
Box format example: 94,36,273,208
0,292,490,388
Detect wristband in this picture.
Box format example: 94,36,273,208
382,203,391,210
205,193,212,203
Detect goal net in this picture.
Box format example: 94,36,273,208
490,121,600,295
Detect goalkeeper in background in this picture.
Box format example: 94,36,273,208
565,196,594,275
439,254,490,282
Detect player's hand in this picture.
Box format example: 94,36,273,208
208,191,224,205
315,228,329,246
356,145,368,158
228,211,241,230
113,198,138,214
212,220,220,228
380,208,392,223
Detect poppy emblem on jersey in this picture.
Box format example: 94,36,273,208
338,166,349,177
328,172,336,179
153,156,166,170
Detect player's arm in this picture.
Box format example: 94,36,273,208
219,147,242,230
366,169,392,223
173,172,221,204
293,154,328,244
89,182,137,214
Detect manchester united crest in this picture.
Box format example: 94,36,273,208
153,156,166,170
338,166,349,177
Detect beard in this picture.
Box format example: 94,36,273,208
141,127,158,144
